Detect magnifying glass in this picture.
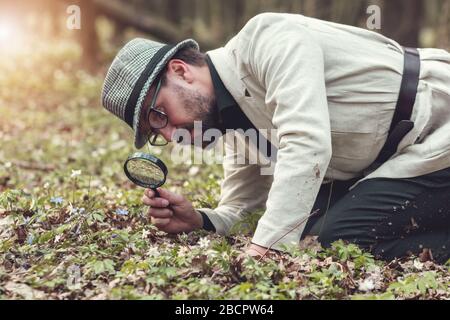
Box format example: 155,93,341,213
123,152,168,196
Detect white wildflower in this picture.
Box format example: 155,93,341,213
71,170,82,178
358,278,376,292
90,179,102,188
92,148,107,158
147,246,160,258
206,249,218,258
142,229,151,240
188,166,200,176
178,246,190,257
54,235,62,243
4,162,12,168
413,259,424,270
198,237,210,249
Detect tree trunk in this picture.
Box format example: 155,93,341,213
77,0,99,71
437,0,450,49
166,0,181,24
382,0,423,47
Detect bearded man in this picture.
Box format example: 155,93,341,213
102,13,450,262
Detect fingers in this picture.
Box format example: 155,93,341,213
142,194,169,207
155,187,184,205
144,188,155,198
151,217,170,227
246,248,264,257
142,188,169,207
147,207,173,219
142,188,184,207
143,189,173,229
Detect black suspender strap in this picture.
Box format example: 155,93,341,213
372,47,421,165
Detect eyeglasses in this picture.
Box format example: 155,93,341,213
144,79,169,146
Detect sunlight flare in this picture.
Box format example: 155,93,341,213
0,19,23,51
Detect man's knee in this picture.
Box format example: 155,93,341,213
317,213,374,249
317,219,342,248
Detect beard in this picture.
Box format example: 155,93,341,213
170,82,222,148
171,82,218,128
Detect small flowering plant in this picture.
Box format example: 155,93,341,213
198,237,211,249
70,170,82,178
115,208,129,216
50,196,64,205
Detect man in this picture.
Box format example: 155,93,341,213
102,13,450,262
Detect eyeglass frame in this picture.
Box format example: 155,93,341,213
143,78,169,146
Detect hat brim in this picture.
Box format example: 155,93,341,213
132,39,200,149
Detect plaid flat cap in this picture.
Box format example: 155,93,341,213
101,38,200,149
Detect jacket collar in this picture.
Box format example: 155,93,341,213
205,54,238,113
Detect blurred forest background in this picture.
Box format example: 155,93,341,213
0,0,448,72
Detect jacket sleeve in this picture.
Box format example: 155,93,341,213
197,132,273,235
241,14,333,250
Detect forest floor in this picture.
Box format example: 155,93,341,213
0,40,449,300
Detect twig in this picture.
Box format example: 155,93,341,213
258,209,321,262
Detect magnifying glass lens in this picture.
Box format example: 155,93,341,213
126,158,165,187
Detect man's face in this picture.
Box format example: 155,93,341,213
139,60,217,146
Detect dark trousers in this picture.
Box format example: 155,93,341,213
303,167,450,264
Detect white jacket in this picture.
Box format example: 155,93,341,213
200,13,450,250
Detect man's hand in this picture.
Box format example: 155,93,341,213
142,188,203,234
245,243,274,258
